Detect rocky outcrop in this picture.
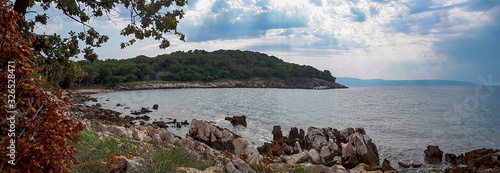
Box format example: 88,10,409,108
188,119,240,150
260,126,380,169
464,149,500,168
424,145,443,164
225,116,247,127
445,148,500,173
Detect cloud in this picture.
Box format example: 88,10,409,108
178,0,308,42
30,0,500,82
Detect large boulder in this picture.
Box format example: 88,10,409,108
304,127,340,151
346,132,379,166
341,142,359,168
424,145,443,164
233,138,262,164
188,119,240,150
285,151,309,164
308,149,324,164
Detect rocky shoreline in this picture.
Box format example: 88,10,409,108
70,93,500,173
86,79,348,91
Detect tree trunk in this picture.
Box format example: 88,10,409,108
14,0,30,17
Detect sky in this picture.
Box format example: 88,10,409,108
28,0,500,83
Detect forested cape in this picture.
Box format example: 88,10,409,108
72,50,336,87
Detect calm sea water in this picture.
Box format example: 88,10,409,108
88,86,500,165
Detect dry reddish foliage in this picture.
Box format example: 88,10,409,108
0,0,84,172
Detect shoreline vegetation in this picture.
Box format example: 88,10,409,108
69,92,500,173
65,50,347,90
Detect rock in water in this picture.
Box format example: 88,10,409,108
224,115,247,127
188,119,240,150
152,104,159,110
424,145,443,164
272,125,282,141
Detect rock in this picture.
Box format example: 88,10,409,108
225,116,247,127
355,127,365,135
304,164,331,173
132,129,151,141
445,153,465,166
131,107,152,115
116,103,123,107
177,167,201,173
124,157,145,173
366,164,396,172
151,133,163,145
464,148,500,168
293,141,303,154
152,121,167,128
257,142,273,156
225,157,256,173
283,144,294,155
466,151,500,168
152,104,159,110
233,138,262,164
287,127,305,146
339,128,355,143
330,165,347,173
382,159,390,165
332,156,342,165
309,149,324,164
305,127,330,151
328,142,341,158
347,132,380,166
424,145,443,164
320,145,333,161
397,161,410,168
398,160,422,168
160,129,178,144
188,119,240,150
341,142,359,168
91,119,106,132
272,126,283,141
108,125,131,138
285,151,309,164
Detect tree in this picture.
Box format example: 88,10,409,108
1,1,85,171
12,0,188,88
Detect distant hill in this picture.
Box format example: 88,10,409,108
73,50,345,89
336,77,475,87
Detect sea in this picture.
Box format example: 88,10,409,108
87,86,500,167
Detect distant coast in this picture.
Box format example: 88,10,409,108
76,78,348,92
